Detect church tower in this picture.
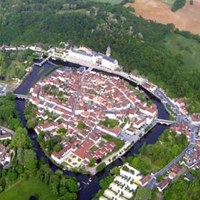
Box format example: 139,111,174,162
106,46,111,57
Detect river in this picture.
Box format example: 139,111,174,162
14,60,169,200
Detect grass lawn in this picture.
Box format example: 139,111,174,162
164,33,200,71
103,135,124,151
90,146,98,151
0,177,59,200
100,118,119,128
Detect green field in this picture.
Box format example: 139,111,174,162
87,0,123,5
158,0,176,5
164,34,200,71
57,9,87,15
0,177,59,200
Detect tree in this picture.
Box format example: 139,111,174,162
24,149,38,172
110,167,120,175
59,186,68,196
54,144,62,152
89,158,96,167
8,170,18,181
50,175,60,195
27,118,37,129
96,162,106,172
57,128,67,134
16,166,24,174
99,175,114,189
66,179,79,193
77,121,86,129
55,135,62,143
17,148,24,165
11,127,28,149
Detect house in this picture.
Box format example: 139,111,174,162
168,171,177,180
170,123,190,138
189,114,200,125
139,174,152,186
0,126,14,141
51,143,75,164
142,82,157,92
170,164,182,173
157,178,170,192
97,125,122,138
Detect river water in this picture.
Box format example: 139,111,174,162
14,60,169,200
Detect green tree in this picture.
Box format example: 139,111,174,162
89,158,96,167
11,127,28,149
54,144,62,152
77,121,86,130
96,162,106,172
66,179,79,193
24,149,38,172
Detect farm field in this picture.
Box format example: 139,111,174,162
125,0,200,35
0,177,59,200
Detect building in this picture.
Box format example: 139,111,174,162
157,178,170,192
139,174,152,187
101,164,142,200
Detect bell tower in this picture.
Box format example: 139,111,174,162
106,46,111,57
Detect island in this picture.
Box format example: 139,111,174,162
27,65,157,174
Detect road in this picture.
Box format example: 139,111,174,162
72,68,86,114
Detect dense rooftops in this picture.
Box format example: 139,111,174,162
28,68,158,171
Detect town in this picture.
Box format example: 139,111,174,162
0,44,200,200
29,67,158,173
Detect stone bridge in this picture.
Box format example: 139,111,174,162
13,93,28,100
35,56,50,67
154,119,176,125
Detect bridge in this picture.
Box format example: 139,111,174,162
13,93,28,100
35,56,50,67
154,119,176,125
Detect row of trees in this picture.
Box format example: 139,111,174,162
37,163,78,200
